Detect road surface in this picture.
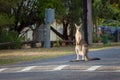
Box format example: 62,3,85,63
0,47,120,80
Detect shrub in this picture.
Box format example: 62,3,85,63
0,30,24,49
93,33,102,43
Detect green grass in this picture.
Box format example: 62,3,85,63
0,46,74,66
0,42,120,66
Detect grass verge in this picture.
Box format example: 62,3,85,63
0,42,120,66
0,46,74,66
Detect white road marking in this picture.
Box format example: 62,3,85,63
18,66,36,72
1,65,120,73
86,66,101,71
96,70,120,72
53,65,69,71
0,68,8,72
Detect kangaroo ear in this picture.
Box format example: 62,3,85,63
74,23,78,28
79,24,82,28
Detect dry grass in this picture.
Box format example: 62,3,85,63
0,46,74,66
0,42,120,66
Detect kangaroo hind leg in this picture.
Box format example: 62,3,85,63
82,46,89,61
75,48,80,60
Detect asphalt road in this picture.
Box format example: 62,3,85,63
0,46,120,80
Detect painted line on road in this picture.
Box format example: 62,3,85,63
18,66,36,72
95,70,120,73
53,65,69,71
0,68,8,72
85,65,101,71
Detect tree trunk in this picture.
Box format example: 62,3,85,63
63,19,69,40
50,18,69,41
87,0,93,44
50,26,65,40
83,0,88,44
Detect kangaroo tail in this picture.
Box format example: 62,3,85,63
89,58,100,61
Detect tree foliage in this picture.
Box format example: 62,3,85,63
93,0,120,26
1,0,120,30
0,0,20,28
1,0,120,42
13,0,65,33
36,0,65,19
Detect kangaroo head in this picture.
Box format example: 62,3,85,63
74,23,82,32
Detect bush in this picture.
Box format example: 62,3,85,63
0,30,24,49
93,34,102,43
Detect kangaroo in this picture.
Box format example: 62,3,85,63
75,24,83,45
73,23,100,61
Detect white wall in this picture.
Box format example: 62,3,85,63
20,20,64,42
50,20,63,41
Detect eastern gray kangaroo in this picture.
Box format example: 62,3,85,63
74,24,100,61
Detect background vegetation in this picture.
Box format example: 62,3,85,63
0,0,120,49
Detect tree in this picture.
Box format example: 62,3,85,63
36,0,67,40
92,0,120,43
12,0,67,41
0,0,20,30
13,0,38,33
0,0,68,41
86,0,93,44
1,0,120,43
62,0,84,40
93,0,120,26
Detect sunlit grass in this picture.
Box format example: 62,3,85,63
0,46,74,66
0,42,120,66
